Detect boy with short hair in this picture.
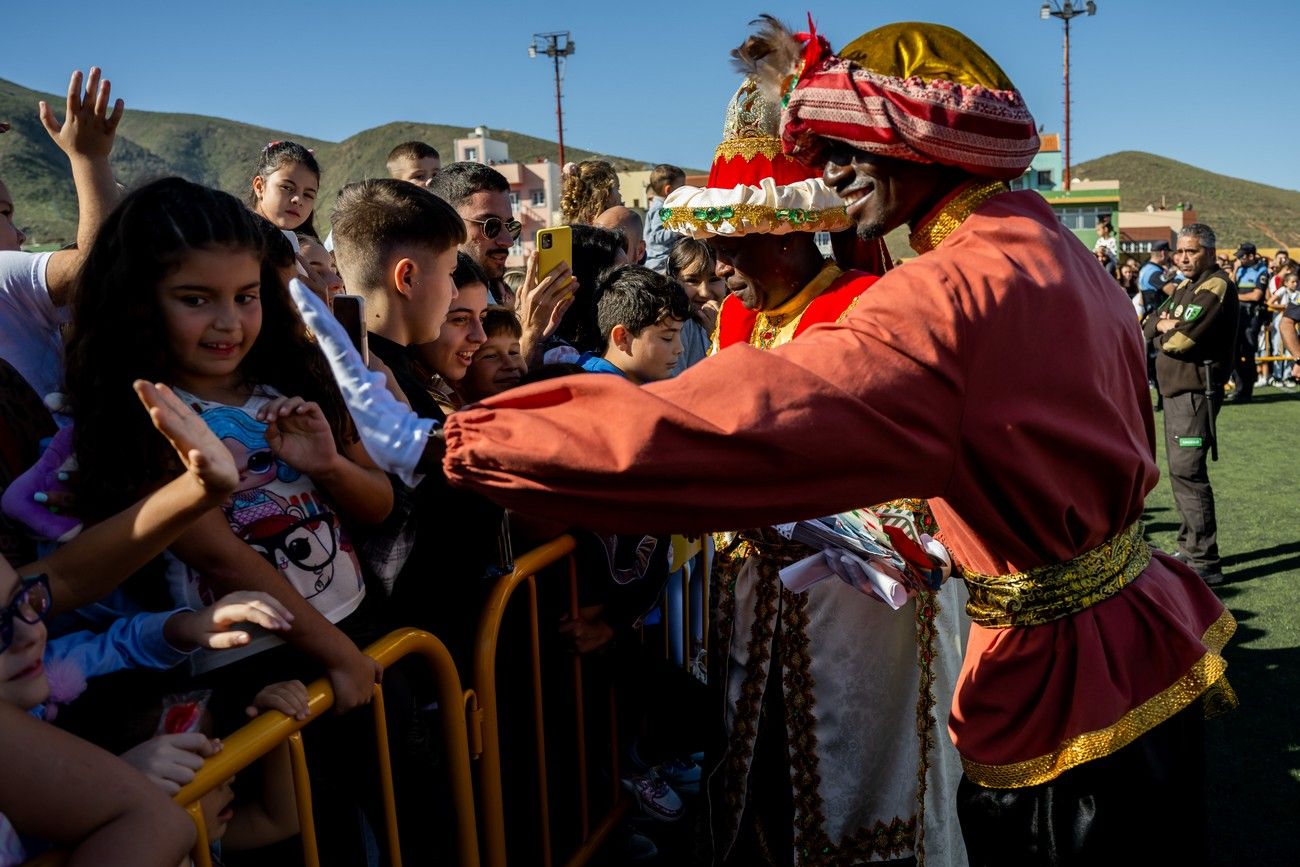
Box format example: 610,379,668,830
461,307,527,402
643,164,687,272
578,265,691,384
386,141,441,188
330,178,463,359
325,178,507,671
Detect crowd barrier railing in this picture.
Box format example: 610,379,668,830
25,529,720,867
23,628,480,867
472,534,630,867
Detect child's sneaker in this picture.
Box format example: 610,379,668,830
621,770,684,822
656,757,702,794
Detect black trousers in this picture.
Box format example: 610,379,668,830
1232,310,1263,398
1162,390,1222,573
957,701,1206,866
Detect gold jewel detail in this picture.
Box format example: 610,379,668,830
661,203,850,235
961,608,1238,788
908,179,1008,255
713,136,784,162
751,262,843,350
961,522,1151,628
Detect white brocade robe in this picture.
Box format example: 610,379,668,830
706,532,969,866
703,275,969,866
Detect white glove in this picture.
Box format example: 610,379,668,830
289,279,433,487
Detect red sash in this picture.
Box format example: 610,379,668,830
716,270,878,350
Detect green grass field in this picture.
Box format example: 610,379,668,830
1143,385,1300,864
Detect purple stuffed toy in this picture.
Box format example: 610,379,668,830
2,424,82,542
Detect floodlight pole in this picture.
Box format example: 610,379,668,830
1040,1,1096,192
530,32,575,166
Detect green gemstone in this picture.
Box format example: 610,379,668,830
704,207,720,222
775,208,790,220
693,208,709,220
792,208,806,223
660,208,672,220
719,206,735,219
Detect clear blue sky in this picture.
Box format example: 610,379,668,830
4,0,1298,190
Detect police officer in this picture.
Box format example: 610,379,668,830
1230,240,1269,402
1142,224,1239,586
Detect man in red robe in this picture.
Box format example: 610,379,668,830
657,79,969,866
433,20,1232,866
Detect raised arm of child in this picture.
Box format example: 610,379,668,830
29,381,238,617
254,394,393,525
38,67,124,305
220,680,308,850
0,701,195,867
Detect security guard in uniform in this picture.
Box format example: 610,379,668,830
1142,223,1238,586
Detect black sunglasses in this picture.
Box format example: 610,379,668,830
1,574,51,654
465,217,522,241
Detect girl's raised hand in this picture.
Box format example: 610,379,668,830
163,591,295,652
134,380,238,498
257,396,338,477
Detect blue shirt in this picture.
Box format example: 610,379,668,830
1235,261,1269,290
1138,261,1166,295
33,609,192,719
642,196,678,274
577,353,629,378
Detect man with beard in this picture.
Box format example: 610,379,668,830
300,20,1235,867
428,162,520,304
658,78,968,866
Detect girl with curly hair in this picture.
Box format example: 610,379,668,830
560,159,622,225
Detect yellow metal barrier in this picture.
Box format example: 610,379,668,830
472,535,631,867
22,628,479,867
171,628,479,867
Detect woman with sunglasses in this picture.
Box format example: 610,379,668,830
0,380,275,866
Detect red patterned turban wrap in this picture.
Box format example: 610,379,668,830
735,18,1040,179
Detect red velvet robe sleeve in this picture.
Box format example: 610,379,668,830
444,265,968,535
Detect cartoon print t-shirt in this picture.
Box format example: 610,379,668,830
165,386,366,672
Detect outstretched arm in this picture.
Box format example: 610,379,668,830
31,382,238,616
39,67,124,304
442,277,965,534
0,702,195,867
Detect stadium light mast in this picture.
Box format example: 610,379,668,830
529,31,576,166
1040,1,1096,192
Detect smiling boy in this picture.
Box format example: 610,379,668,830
578,265,691,384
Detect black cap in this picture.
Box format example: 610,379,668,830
1151,241,1170,252
1234,242,1257,257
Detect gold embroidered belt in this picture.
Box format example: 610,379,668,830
961,522,1151,628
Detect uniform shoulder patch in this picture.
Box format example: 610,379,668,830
1197,276,1229,300
1183,303,1203,321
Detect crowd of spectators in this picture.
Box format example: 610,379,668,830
0,68,709,866
1102,223,1300,395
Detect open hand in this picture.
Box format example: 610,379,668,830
39,67,123,161
134,381,238,497
247,680,310,721
164,591,294,651
518,251,577,341
257,396,339,477
119,732,221,795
